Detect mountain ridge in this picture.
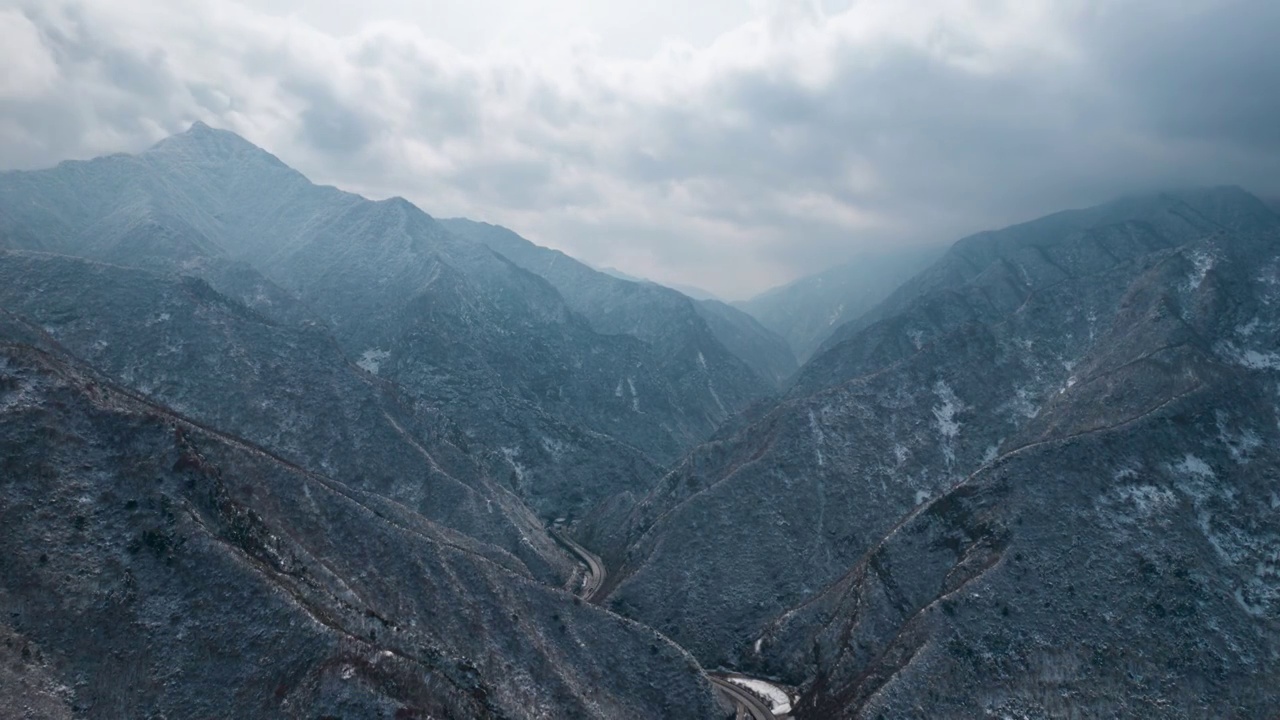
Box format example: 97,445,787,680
600,185,1280,716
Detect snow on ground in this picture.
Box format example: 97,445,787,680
1217,341,1280,370
826,302,845,326
1187,249,1215,290
932,380,965,467
707,379,727,415
500,447,526,484
808,409,826,466
357,348,391,374
932,380,963,439
725,676,792,714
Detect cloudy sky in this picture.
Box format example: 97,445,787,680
1,0,1277,299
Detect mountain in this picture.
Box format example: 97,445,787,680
0,122,770,520
595,267,718,302
0,123,754,719
669,283,721,302
0,326,724,719
440,218,797,388
735,246,942,362
0,250,569,582
600,187,1280,716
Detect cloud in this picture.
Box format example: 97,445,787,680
1,0,1278,299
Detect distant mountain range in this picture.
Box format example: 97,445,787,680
734,246,943,363
440,219,797,389
596,267,720,302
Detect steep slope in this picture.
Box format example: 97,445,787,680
0,332,727,719
0,123,756,517
692,299,798,388
603,187,1280,715
0,250,566,581
440,217,797,387
736,246,942,362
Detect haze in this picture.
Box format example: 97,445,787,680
2,0,1278,298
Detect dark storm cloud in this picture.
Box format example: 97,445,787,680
1,0,1278,297
1085,1,1280,151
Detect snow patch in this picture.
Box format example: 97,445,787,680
540,435,568,459
827,302,845,326
697,350,707,370
627,377,639,412
893,443,909,465
1174,454,1215,479
1113,466,1139,481
1240,350,1280,370
808,409,826,466
932,380,965,468
1216,411,1261,464
1187,250,1215,290
1005,386,1040,420
915,490,930,505
357,348,391,374
706,379,726,415
1217,341,1280,370
1112,484,1177,519
724,677,792,715
932,381,963,439
907,329,924,350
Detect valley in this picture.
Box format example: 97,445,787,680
2,124,1277,718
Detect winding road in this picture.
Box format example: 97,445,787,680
550,527,607,603
550,527,790,718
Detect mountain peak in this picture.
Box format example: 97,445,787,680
145,121,285,169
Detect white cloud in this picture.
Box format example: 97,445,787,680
0,9,59,99
1,0,1278,298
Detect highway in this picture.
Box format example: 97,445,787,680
550,528,607,602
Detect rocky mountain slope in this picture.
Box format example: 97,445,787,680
440,218,797,387
603,187,1280,716
0,123,774,719
0,123,770,518
735,246,942,362
0,325,725,719
0,250,568,582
